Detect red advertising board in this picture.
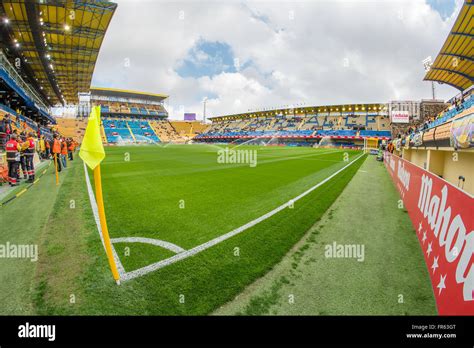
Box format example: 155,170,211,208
383,152,474,315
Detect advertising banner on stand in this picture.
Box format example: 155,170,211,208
384,152,474,315
390,110,410,123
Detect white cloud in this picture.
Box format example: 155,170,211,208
92,0,462,120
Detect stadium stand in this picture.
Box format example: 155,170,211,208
390,97,473,194
359,130,392,137
0,0,117,187
102,119,134,143
55,119,87,143
149,120,181,142
170,121,209,139
85,87,188,144
389,27,474,196
90,88,169,119
424,93,473,130
127,119,160,142
196,103,391,148
395,0,474,194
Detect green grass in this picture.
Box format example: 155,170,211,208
214,157,437,315
0,159,70,314
23,144,368,315
0,160,50,204
100,145,360,249
114,242,176,272
1,144,436,316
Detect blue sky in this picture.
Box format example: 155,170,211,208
176,40,238,78
427,0,457,19
176,39,253,80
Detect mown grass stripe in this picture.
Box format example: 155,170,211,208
0,160,53,207
121,152,365,281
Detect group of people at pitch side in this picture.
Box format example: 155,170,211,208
3,116,78,187
47,133,78,173
5,132,37,186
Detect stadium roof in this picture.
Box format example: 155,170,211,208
0,0,117,105
423,0,473,91
211,103,388,121
90,87,168,102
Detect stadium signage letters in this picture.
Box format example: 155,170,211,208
397,161,410,190
391,110,410,123
389,156,396,172
384,152,474,315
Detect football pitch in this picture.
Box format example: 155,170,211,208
94,145,363,280
2,144,436,315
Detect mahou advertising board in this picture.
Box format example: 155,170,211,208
383,152,473,315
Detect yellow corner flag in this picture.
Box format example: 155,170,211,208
79,106,105,170
80,106,120,285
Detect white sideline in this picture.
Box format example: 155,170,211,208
111,237,186,254
83,163,127,277
119,152,366,282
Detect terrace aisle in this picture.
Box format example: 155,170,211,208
214,156,437,315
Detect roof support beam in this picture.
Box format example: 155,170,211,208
20,42,100,56
450,31,474,38
15,20,108,40
430,67,474,82
24,0,63,104
72,1,117,14
439,53,474,63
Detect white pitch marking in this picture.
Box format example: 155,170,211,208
120,152,366,282
111,237,186,254
83,163,126,277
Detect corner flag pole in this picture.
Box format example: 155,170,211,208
53,153,59,185
79,106,120,285
93,164,121,285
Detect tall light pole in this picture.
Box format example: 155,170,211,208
203,97,208,123
422,56,436,100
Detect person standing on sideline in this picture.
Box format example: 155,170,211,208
39,135,46,159
24,132,36,182
67,138,74,161
5,134,21,186
60,138,68,168
19,133,28,180
52,134,62,172
45,137,51,158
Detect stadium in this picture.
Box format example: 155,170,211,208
0,0,473,335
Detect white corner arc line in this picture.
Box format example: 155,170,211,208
120,152,366,282
83,163,127,277
111,237,186,254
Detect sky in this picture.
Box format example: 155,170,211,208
91,0,463,120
